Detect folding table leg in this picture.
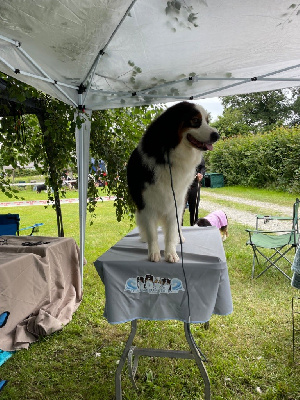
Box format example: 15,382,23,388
115,319,211,400
127,346,139,390
115,320,137,400
184,323,211,400
292,297,300,363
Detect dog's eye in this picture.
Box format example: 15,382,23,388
191,117,201,128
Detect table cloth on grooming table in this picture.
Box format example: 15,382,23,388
94,226,233,324
0,235,82,351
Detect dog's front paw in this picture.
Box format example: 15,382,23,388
149,252,161,262
164,251,179,263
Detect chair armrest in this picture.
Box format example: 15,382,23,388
246,229,296,234
255,215,293,229
18,223,44,235
256,215,292,221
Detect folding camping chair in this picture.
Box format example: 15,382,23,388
0,214,43,236
246,198,300,280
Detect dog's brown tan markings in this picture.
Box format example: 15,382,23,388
190,116,201,127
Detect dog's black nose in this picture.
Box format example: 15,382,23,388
210,131,220,143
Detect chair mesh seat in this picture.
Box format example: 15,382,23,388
248,232,299,249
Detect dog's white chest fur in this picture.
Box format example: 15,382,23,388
140,142,200,216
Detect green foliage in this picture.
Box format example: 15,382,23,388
213,89,300,136
89,105,164,222
0,73,78,235
290,87,300,126
222,90,290,131
0,74,75,200
211,108,251,137
206,126,300,193
0,72,164,227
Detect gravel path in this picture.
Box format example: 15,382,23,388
199,190,293,230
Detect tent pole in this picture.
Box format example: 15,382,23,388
75,107,91,291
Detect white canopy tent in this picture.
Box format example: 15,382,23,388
1,0,300,288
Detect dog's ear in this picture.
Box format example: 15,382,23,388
142,102,201,159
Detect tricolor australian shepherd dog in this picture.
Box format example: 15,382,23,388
127,101,219,263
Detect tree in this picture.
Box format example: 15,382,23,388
89,105,164,222
0,83,77,236
0,72,164,232
212,89,296,137
34,98,78,236
290,87,300,126
211,108,251,138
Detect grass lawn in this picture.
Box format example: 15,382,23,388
0,187,300,399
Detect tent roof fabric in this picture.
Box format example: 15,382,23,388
0,0,300,110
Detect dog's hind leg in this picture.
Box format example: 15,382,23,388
136,211,147,243
136,210,161,262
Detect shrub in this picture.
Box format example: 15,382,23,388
205,127,300,193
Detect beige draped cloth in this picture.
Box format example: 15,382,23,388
0,236,82,351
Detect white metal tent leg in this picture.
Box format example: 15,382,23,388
75,109,91,290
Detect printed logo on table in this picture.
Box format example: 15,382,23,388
125,274,184,294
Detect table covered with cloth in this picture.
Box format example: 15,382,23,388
0,235,82,351
94,226,233,324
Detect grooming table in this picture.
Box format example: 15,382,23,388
94,226,233,400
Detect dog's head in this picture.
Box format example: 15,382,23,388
178,103,219,151
142,101,219,160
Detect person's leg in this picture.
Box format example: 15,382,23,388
188,186,197,226
194,186,201,224
182,193,188,225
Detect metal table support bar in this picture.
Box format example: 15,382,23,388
292,297,300,363
115,319,210,400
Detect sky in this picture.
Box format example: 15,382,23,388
167,97,224,122
192,97,224,122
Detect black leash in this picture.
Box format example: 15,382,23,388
167,152,191,322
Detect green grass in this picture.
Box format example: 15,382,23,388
1,187,300,399
2,186,92,202
202,186,297,208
